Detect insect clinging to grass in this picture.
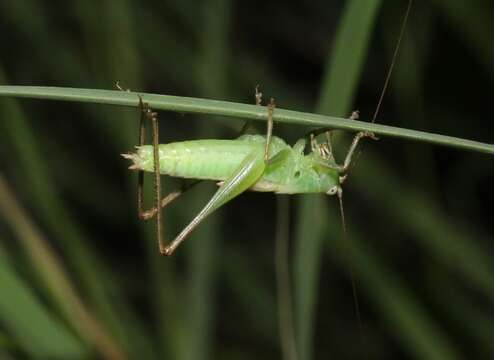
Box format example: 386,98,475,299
121,0,414,257
121,87,377,256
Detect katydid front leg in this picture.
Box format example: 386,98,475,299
311,110,378,175
338,130,378,173
264,98,274,162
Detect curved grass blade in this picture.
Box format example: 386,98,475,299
432,0,494,79
0,248,86,358
0,175,124,359
356,156,494,308
294,2,382,359
317,0,382,117
0,69,130,350
182,1,231,359
0,85,492,155
324,208,461,359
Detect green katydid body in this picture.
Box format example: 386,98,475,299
125,134,340,195
122,97,363,255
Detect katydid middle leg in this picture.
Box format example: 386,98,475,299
239,85,263,134
264,98,275,162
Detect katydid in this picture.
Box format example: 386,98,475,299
122,0,413,257
122,92,376,256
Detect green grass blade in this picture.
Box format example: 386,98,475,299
324,211,461,359
182,1,232,359
432,0,494,79
294,2,381,359
0,247,87,358
275,196,298,360
293,195,325,360
0,175,124,359
0,85,492,155
0,70,128,349
317,0,382,116
428,270,494,357
356,156,494,307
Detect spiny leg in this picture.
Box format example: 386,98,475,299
255,84,263,106
322,131,336,163
310,133,317,152
339,130,378,173
321,110,378,174
339,110,374,172
308,131,335,163
265,98,275,162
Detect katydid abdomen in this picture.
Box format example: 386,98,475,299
124,134,340,195
134,138,264,181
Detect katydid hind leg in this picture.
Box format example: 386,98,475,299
163,148,266,255
149,105,165,254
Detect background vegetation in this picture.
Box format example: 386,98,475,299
0,0,493,359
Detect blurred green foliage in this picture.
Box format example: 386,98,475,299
0,0,493,359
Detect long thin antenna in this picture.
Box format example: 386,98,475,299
343,0,413,343
338,191,364,339
371,0,414,123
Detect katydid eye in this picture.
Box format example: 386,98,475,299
327,186,338,195
294,171,301,178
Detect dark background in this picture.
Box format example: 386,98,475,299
0,0,493,359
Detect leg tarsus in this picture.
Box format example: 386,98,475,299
238,85,263,136
349,110,360,121
115,81,131,92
